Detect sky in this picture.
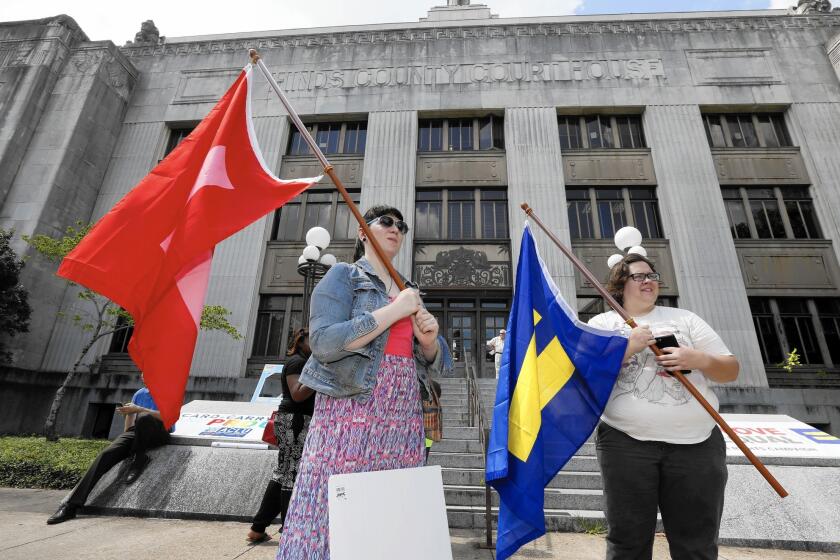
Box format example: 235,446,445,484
3,0,794,43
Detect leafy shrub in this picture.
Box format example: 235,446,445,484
0,436,109,489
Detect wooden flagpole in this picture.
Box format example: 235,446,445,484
248,49,406,292
521,203,788,498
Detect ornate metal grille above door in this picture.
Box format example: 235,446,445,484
413,243,511,289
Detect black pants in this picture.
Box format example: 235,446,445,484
66,413,170,507
595,423,728,560
250,411,310,533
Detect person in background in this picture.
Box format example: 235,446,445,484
424,379,443,463
47,383,170,525
276,205,449,560
486,328,506,377
246,328,315,544
587,254,739,560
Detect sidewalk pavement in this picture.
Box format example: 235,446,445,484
1,488,837,560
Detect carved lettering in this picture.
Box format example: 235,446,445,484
265,57,667,92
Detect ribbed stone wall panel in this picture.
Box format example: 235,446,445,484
505,107,576,305
42,122,165,372
359,111,418,276
644,105,767,387
91,122,168,219
191,116,289,377
787,103,840,270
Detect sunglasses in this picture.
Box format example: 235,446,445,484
367,215,409,235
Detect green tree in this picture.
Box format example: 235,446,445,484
24,223,242,442
0,229,32,364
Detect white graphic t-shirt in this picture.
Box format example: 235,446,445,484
588,306,733,444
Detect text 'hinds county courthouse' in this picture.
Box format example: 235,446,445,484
2,1,840,437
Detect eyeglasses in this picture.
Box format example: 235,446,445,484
628,272,661,283
368,215,409,235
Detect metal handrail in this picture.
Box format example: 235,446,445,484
464,353,494,549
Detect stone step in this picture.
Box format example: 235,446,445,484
432,440,595,457
440,426,480,439
430,438,486,454
442,412,471,421
446,507,663,532
439,398,469,405
428,452,485,469
429,453,599,471
445,485,604,511
447,506,618,532
442,417,473,428
439,397,494,405
441,468,603,490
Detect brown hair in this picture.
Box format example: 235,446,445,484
286,328,309,356
605,253,657,306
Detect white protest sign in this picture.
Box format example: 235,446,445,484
720,414,840,458
172,400,275,444
329,465,453,560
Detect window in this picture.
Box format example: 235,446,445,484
271,190,360,241
557,115,645,150
415,189,508,240
448,190,475,239
418,116,504,152
315,123,340,154
586,115,614,149
416,191,443,239
418,120,443,152
448,119,474,151
567,187,663,239
481,190,509,239
750,297,839,367
703,113,792,148
722,187,821,240
558,117,583,150
817,300,840,364
343,122,368,154
108,315,133,354
478,115,505,150
287,121,367,155
252,296,303,358
163,127,195,160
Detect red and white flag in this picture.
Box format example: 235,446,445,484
58,66,320,427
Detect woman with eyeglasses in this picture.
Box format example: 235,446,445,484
277,205,448,560
587,253,739,560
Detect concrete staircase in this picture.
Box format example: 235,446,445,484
429,377,607,533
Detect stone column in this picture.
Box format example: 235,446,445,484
359,110,418,277
644,105,767,387
0,16,84,212
190,116,290,377
827,32,840,83
8,43,139,371
504,107,576,305
787,102,840,270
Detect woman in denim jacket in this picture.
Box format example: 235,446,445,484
277,205,449,560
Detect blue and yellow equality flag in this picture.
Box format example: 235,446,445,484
486,224,628,559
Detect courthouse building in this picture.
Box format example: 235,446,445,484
2,1,840,436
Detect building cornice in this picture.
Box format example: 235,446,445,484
120,13,840,59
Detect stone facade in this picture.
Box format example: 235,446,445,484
2,4,840,436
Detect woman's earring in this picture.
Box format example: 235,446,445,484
361,237,367,242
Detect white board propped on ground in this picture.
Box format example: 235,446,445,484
328,465,453,560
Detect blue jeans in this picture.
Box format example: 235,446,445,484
595,422,728,560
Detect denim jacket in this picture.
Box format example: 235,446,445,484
299,257,450,402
